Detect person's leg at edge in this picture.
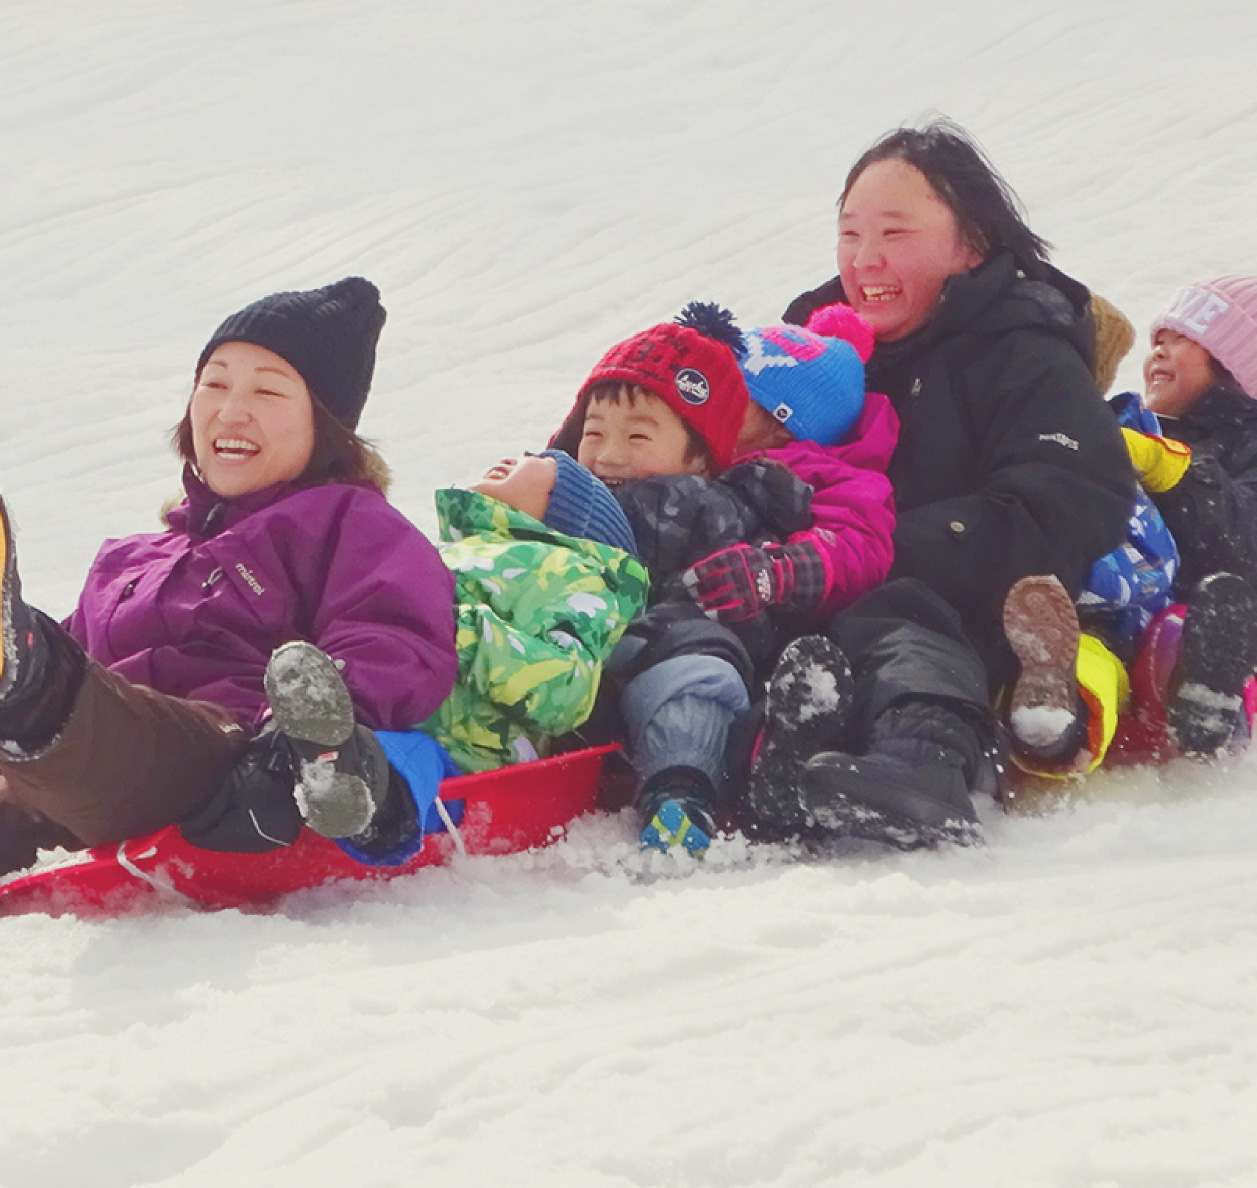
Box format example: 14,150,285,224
0,642,249,871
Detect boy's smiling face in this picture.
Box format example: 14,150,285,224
577,388,711,484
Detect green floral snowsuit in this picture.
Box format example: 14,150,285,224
420,489,649,773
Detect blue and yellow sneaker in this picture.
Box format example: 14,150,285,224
638,766,717,856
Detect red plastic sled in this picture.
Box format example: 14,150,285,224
0,744,619,918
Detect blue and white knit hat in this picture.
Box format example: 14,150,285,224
739,324,866,446
538,450,639,557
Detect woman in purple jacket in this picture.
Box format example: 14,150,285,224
0,277,457,874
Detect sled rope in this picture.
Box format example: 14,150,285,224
433,797,467,857
116,842,197,906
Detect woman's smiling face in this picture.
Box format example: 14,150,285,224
838,158,983,342
190,341,316,498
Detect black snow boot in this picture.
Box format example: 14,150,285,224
264,641,390,839
742,636,853,834
0,497,87,751
0,496,37,704
1168,572,1257,757
799,699,985,849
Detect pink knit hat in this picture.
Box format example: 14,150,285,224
1150,274,1257,400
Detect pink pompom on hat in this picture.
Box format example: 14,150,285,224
805,302,876,363
1151,274,1257,400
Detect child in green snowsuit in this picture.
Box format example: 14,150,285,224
421,450,649,773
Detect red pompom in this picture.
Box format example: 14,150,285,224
804,303,875,363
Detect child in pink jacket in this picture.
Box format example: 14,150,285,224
682,303,898,630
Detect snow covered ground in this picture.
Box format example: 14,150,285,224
2,2,1257,1184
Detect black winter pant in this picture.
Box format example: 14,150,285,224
0,619,248,875
825,578,994,748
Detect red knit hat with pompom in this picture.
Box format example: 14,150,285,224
549,303,749,472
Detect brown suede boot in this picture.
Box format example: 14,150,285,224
1003,575,1083,759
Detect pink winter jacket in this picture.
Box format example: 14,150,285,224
737,390,899,621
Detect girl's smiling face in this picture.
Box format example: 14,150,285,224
1143,328,1215,417
838,158,983,342
190,341,316,498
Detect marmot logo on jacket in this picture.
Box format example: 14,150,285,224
235,562,266,596
1039,432,1079,452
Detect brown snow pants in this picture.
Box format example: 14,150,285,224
0,658,248,874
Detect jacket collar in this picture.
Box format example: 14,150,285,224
804,252,1092,365
1161,383,1257,433
165,465,303,539
875,252,1089,356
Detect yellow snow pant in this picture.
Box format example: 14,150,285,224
1012,633,1129,777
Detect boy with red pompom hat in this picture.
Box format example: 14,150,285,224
551,302,900,853
551,304,824,854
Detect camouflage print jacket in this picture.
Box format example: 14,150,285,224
420,488,649,773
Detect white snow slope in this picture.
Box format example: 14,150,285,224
3,3,1257,1186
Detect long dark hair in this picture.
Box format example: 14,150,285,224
172,384,392,496
841,117,1052,280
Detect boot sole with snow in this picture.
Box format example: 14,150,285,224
294,766,377,841
1003,575,1080,751
800,754,984,850
1168,573,1257,756
264,641,374,839
744,637,853,828
264,641,355,747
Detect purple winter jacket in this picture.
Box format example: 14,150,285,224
63,468,457,732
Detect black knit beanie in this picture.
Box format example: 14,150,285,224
195,277,386,429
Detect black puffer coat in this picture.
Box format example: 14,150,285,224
1152,383,1257,592
786,252,1134,673
612,461,815,681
